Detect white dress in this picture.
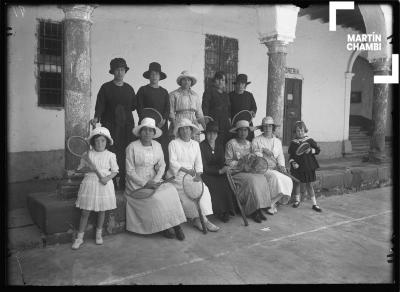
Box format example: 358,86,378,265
252,135,293,204
167,138,213,219
124,140,186,234
169,87,204,125
75,149,118,211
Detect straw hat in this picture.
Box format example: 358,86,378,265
229,120,255,133
176,70,197,86
174,118,200,137
87,127,114,145
132,117,162,139
257,116,280,129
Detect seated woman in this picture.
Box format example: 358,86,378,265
199,121,235,223
125,117,186,241
225,120,271,223
167,118,220,232
252,116,293,215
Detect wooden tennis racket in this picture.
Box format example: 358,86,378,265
203,115,214,125
295,142,311,156
265,153,300,183
128,176,176,199
183,171,207,234
226,171,248,226
142,107,163,126
231,110,253,127
67,134,104,180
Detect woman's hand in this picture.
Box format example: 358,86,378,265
218,166,230,174
277,165,287,173
144,180,158,189
193,173,202,182
262,148,274,157
100,176,110,185
180,168,196,177
292,162,299,169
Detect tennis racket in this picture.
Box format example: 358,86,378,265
203,115,214,124
265,152,300,183
67,134,104,180
295,142,311,156
128,176,176,199
231,110,253,127
226,171,248,226
142,107,163,125
183,171,207,234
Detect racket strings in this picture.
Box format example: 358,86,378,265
183,176,203,200
67,136,90,157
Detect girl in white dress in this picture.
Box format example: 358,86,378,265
167,118,220,232
125,118,187,240
252,116,293,215
72,127,118,250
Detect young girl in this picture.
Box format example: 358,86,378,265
72,127,119,250
288,121,322,212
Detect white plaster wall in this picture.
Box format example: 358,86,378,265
7,6,65,153
287,16,357,142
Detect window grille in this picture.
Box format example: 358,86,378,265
37,20,63,107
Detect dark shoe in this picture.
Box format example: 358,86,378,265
258,210,267,221
219,212,230,223
312,205,322,212
292,201,300,208
161,228,175,239
173,225,185,241
250,212,262,223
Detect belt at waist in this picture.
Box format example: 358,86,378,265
175,109,196,113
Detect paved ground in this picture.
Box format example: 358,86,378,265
7,187,393,285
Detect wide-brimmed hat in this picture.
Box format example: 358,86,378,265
143,62,167,80
233,74,251,85
87,126,114,145
202,121,219,134
229,120,255,133
174,118,200,137
258,116,280,129
176,70,197,86
132,117,162,139
109,58,129,74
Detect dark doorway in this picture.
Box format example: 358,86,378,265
283,78,302,145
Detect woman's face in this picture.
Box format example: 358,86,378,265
94,135,107,152
263,124,273,137
113,67,126,82
206,131,218,144
214,76,226,91
149,71,160,84
237,128,249,140
140,127,155,143
179,126,192,141
296,126,305,138
180,77,192,90
235,82,246,94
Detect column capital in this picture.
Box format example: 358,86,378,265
263,39,288,54
59,5,98,23
370,57,391,73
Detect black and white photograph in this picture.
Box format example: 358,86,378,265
4,1,399,285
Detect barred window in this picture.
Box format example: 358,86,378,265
37,20,63,107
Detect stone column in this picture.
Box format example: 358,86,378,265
263,40,288,139
367,58,391,163
343,72,354,155
60,5,96,170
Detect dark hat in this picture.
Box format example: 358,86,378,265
233,74,251,85
109,58,129,74
143,62,167,80
203,121,219,133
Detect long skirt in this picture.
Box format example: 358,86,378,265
231,173,271,215
170,177,213,219
125,183,186,234
202,174,235,215
263,170,293,205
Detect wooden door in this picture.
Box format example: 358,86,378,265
283,78,302,145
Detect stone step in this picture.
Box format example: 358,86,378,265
350,139,370,144
349,132,369,137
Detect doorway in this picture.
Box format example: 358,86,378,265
283,78,302,146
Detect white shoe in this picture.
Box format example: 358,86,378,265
96,233,103,245
72,238,84,250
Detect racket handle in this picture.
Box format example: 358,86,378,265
197,205,208,234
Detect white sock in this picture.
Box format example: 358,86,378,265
96,228,102,235
311,196,317,205
295,194,300,202
77,232,84,240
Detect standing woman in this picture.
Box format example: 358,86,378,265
169,70,206,137
202,71,231,146
252,116,293,215
136,62,170,168
229,74,257,141
90,58,137,190
167,118,220,232
125,118,186,240
200,121,235,223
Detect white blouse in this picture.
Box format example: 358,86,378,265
169,87,204,124
252,135,285,167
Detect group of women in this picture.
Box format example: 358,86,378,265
89,57,311,242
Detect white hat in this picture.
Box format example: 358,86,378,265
258,116,280,130
176,70,197,87
132,117,162,139
174,118,200,137
87,127,114,145
229,120,255,133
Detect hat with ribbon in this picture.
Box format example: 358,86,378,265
109,58,129,74
176,70,197,86
173,118,200,137
229,120,255,133
87,126,114,145
143,62,167,80
257,116,280,130
132,117,162,139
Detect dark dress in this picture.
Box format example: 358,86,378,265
94,81,137,187
288,136,320,183
136,84,171,169
202,86,231,146
200,140,235,216
229,91,257,141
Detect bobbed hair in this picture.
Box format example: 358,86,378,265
292,120,308,133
